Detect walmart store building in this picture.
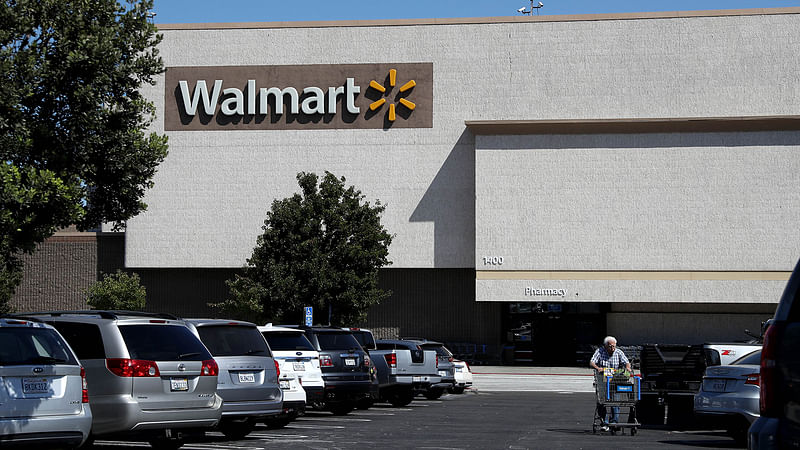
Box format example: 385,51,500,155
15,8,800,365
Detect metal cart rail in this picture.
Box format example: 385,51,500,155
593,370,641,435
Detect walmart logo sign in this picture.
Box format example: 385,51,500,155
165,63,433,130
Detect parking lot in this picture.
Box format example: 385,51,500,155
88,368,744,450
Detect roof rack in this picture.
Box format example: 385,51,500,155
16,310,179,320
1,314,44,323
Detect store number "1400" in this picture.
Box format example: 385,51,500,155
482,256,504,265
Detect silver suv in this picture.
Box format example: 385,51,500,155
184,319,283,439
25,310,223,449
0,316,92,448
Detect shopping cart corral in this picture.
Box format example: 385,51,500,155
593,370,641,436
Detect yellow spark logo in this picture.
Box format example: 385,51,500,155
367,69,416,122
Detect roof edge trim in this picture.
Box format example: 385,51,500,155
465,116,800,135
156,7,800,30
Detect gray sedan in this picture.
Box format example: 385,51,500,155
694,348,761,445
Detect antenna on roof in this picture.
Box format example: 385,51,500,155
517,0,544,16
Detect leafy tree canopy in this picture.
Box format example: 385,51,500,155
86,270,146,311
0,0,168,308
219,171,394,326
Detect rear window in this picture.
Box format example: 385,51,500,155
50,322,105,359
119,325,212,361
351,331,376,350
422,344,453,357
315,332,362,351
197,325,271,357
0,328,78,366
733,349,762,365
263,331,315,351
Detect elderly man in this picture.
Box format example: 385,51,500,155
590,336,632,430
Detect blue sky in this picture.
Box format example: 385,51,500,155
152,0,800,24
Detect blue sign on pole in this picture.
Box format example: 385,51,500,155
304,306,313,326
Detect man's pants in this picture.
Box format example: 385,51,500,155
596,404,620,423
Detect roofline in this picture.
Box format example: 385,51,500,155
465,116,800,135
156,7,800,31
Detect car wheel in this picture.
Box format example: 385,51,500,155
356,398,374,410
219,418,255,440
148,438,184,450
425,388,444,400
265,418,293,429
388,388,415,407
448,386,465,395
329,402,355,416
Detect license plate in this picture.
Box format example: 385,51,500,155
438,370,447,377
711,380,727,392
22,378,49,394
238,373,255,383
293,362,305,371
412,376,422,382
170,377,189,391
455,367,462,372
279,380,290,390
344,358,356,366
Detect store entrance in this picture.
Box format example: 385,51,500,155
501,302,606,367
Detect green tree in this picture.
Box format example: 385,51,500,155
86,270,146,311
0,0,168,310
219,171,393,325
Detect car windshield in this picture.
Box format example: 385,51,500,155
732,349,762,365
316,332,362,350
197,325,271,357
263,331,315,351
0,328,77,366
119,324,212,361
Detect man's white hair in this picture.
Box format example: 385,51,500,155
603,336,617,346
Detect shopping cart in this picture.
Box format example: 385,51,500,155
592,369,641,436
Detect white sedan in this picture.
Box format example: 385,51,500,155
449,360,474,394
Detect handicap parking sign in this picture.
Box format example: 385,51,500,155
304,306,313,326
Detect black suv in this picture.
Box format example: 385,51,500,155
294,326,372,415
749,258,800,449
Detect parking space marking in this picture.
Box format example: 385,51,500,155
266,424,346,430
296,417,373,422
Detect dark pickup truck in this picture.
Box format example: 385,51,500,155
638,340,761,425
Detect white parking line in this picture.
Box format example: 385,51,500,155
296,417,372,422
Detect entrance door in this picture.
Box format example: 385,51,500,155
502,303,605,366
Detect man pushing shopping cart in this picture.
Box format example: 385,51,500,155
590,336,640,435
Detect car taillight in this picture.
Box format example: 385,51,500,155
320,355,333,367
744,373,760,386
448,356,454,363
464,361,470,371
201,359,219,376
435,356,439,369
760,321,783,416
80,367,89,403
106,358,160,377
364,355,371,368
384,353,397,368
274,359,280,377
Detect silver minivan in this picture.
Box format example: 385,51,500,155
0,316,92,448
184,319,283,439
25,310,223,449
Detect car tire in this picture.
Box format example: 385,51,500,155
219,418,255,440
148,438,184,450
388,388,414,407
356,398,374,410
329,402,355,416
265,418,293,429
425,388,444,400
448,386,465,395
